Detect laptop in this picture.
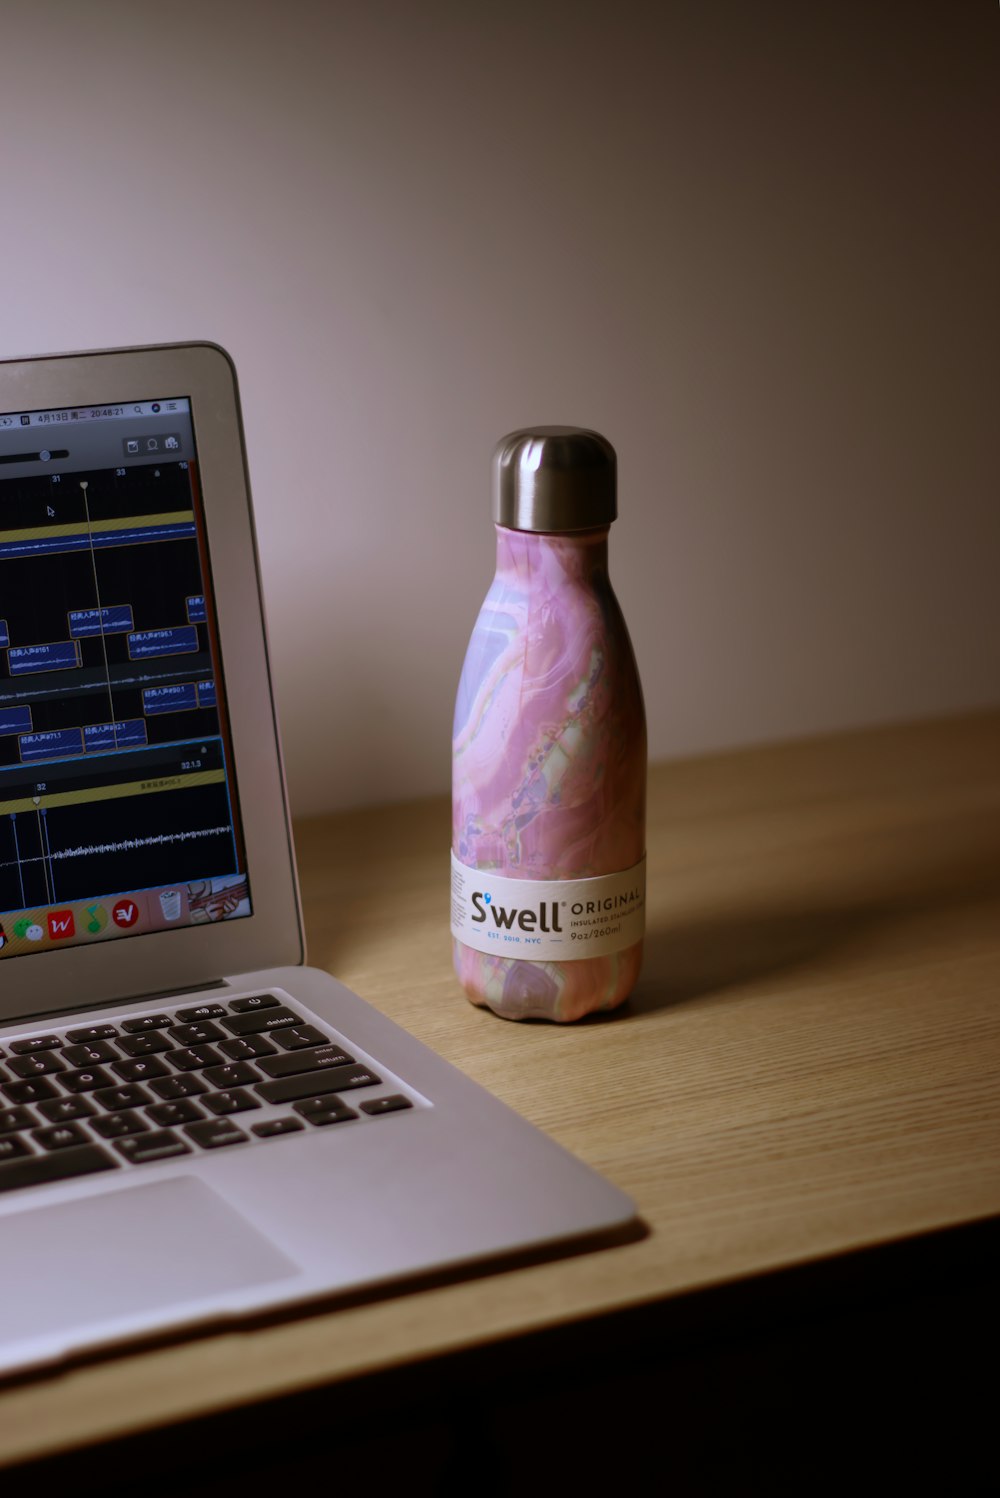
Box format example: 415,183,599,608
0,342,635,1378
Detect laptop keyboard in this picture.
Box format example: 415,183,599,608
0,994,414,1197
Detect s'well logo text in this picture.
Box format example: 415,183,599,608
451,851,646,962
471,891,562,933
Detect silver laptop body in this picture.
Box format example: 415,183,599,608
0,343,634,1377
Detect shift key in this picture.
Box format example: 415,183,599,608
255,1064,380,1104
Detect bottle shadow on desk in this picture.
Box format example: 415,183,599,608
626,857,1000,1017
625,906,879,1016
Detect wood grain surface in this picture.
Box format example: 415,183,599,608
1,710,998,1468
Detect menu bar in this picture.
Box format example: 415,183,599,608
0,399,191,431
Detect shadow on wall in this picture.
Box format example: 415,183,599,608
277,620,459,815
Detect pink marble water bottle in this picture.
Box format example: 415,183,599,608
451,427,646,1022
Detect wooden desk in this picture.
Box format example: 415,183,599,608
2,711,998,1490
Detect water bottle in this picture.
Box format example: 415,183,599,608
451,427,646,1022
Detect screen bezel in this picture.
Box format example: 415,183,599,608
0,342,304,1022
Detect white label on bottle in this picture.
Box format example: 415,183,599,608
450,852,646,962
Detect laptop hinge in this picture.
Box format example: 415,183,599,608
128,978,231,1005
20,978,232,1029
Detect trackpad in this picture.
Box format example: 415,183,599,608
2,1175,298,1347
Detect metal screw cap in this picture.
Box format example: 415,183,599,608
492,426,617,532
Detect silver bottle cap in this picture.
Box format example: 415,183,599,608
492,426,617,533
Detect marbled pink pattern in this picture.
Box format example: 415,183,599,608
453,525,646,1021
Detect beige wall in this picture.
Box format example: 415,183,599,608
2,1,996,814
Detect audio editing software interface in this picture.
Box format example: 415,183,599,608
0,397,251,960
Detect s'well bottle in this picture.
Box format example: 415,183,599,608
451,428,646,1022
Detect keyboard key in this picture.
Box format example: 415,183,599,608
7,1051,67,1079
66,1024,119,1043
33,1123,91,1151
149,1073,208,1101
218,1035,278,1062
256,1064,381,1105
3,1077,61,1105
170,1044,224,1071
169,1021,225,1046
175,1003,228,1022
201,1089,260,1116
8,1034,63,1055
292,1098,358,1126
0,1143,118,1194
113,1130,191,1164
117,1032,174,1058
0,1135,33,1162
92,1110,150,1140
251,1116,305,1138
94,1084,152,1112
257,1045,354,1080
63,1041,119,1068
185,1119,249,1150
0,1008,406,1190
60,1067,115,1094
146,1100,205,1127
37,1095,97,1123
273,1025,329,1051
360,1095,414,1117
202,1062,260,1090
113,1056,172,1083
221,1007,303,1037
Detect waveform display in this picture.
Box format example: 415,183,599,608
1,664,212,707
59,826,232,861
19,727,85,761
7,640,82,676
0,520,196,561
144,682,198,714
0,826,232,873
68,604,134,638
0,706,32,736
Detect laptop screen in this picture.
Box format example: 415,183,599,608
0,395,251,961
